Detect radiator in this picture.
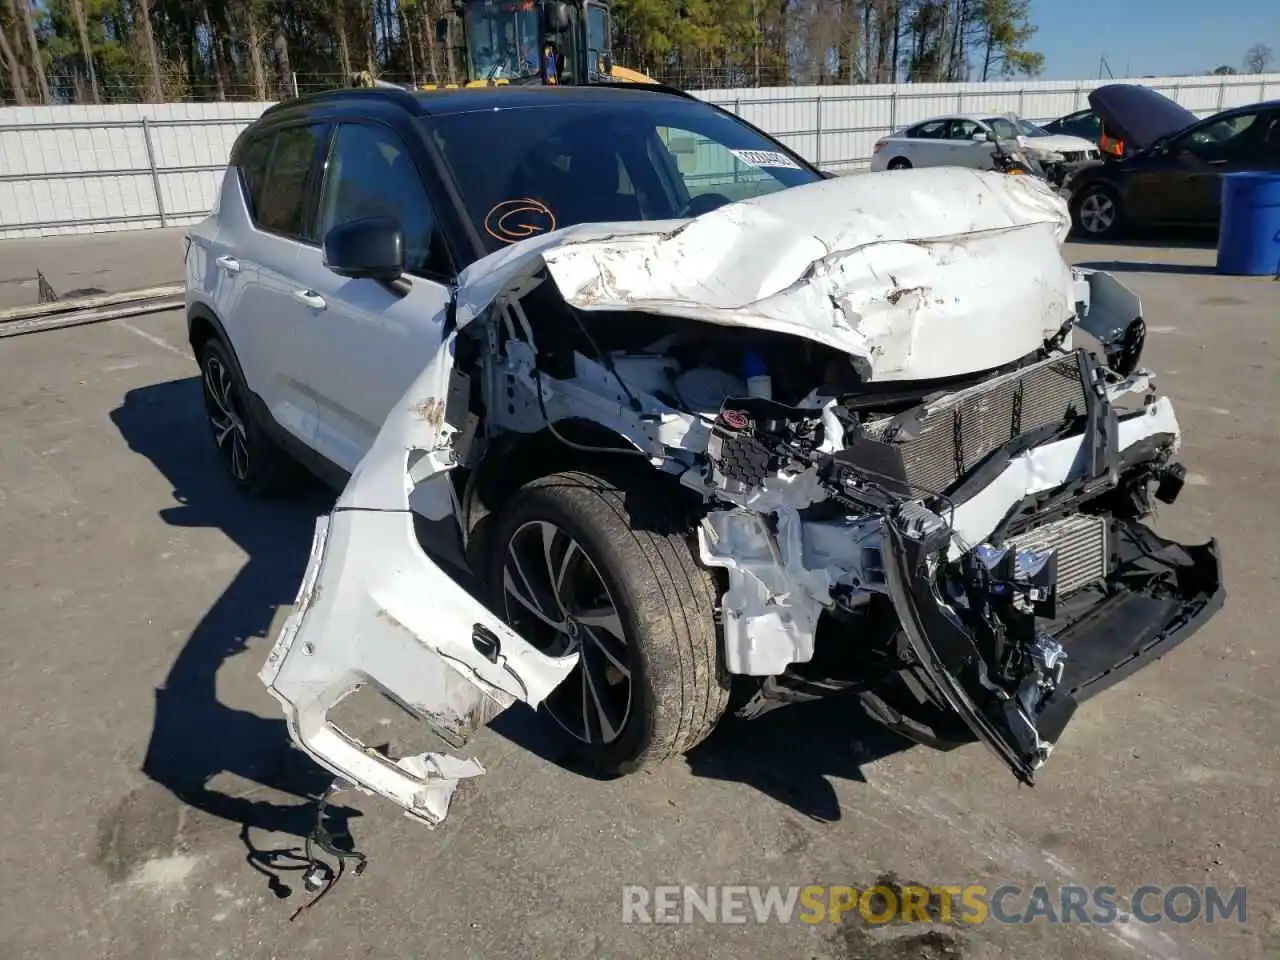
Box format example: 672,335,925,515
1004,513,1109,597
864,352,1090,494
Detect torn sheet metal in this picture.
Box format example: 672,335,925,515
456,168,1076,382
692,397,1181,677
260,505,579,826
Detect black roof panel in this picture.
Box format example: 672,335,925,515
410,82,692,116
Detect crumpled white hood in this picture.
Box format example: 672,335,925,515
1019,133,1098,155
457,167,1076,381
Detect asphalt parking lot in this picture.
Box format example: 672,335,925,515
0,229,1277,960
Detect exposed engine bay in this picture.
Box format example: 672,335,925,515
260,170,1224,826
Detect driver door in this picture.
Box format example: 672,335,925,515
1181,109,1273,223
294,120,456,475
946,118,994,168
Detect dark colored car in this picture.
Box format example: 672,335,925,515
1065,84,1280,238
1042,107,1103,145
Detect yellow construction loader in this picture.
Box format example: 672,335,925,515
430,0,655,88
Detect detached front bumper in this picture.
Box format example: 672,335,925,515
260,506,579,826
884,510,1224,784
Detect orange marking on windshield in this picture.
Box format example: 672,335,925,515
484,198,557,244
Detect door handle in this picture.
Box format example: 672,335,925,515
293,290,326,310
215,255,240,274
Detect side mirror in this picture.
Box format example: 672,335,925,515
979,130,996,142
435,18,449,44
603,52,614,74
323,216,405,284
543,0,570,32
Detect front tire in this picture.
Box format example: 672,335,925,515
1072,183,1123,239
197,337,299,496
489,469,729,775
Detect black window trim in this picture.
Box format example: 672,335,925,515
316,116,457,285
239,118,331,247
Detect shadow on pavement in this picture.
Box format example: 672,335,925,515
684,695,915,823
1073,259,1220,276
492,685,917,824
1066,228,1218,251
109,375,361,895
110,377,920,851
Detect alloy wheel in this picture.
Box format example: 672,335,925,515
202,353,250,481
1078,191,1116,234
501,520,632,745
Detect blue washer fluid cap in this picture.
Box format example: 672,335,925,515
741,349,769,379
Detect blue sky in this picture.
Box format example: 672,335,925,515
1030,0,1276,80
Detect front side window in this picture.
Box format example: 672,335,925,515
464,1,541,81
1180,111,1264,159
255,123,326,240
1263,113,1280,156
317,123,449,278
948,118,984,140
908,120,947,138
427,98,821,254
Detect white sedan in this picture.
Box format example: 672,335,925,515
871,113,1100,172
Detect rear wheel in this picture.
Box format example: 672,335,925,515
887,157,912,171
489,469,729,775
197,337,299,495
1072,183,1123,239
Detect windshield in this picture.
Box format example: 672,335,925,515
427,97,822,255
1013,118,1050,137
464,1,541,81
982,117,1021,140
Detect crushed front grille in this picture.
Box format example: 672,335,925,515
864,352,1089,494
1004,513,1109,597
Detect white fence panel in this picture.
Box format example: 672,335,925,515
1,72,1278,239
0,101,269,238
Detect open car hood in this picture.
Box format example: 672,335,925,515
457,167,1075,383
1087,83,1198,152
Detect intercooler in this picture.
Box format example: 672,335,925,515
1002,513,1109,597
863,352,1090,495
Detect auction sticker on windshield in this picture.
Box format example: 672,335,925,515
731,149,801,170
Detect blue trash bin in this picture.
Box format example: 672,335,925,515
1216,171,1280,277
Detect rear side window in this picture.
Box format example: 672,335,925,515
236,135,273,219
254,123,326,240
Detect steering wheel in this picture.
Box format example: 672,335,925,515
678,192,733,218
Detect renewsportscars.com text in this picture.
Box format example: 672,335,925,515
621,883,1246,926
